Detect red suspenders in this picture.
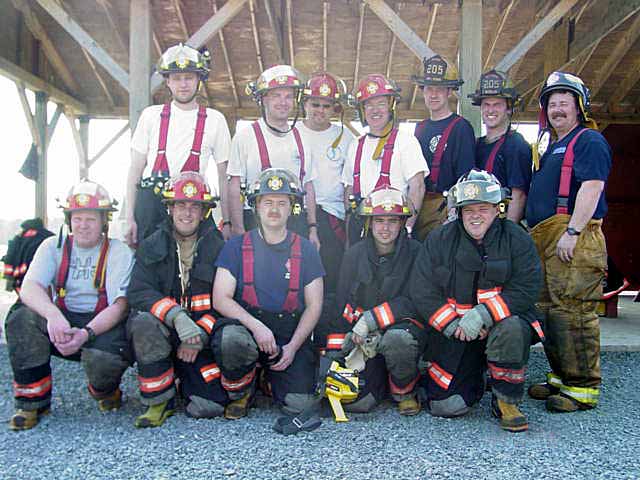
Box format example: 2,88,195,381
556,128,590,215
150,103,208,176
55,236,110,314
241,232,303,313
484,134,508,173
251,121,306,184
353,128,399,197
429,116,462,184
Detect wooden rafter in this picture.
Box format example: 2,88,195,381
576,40,601,76
286,0,295,67
608,57,640,108
353,1,366,89
264,0,284,64
171,0,190,40
212,0,240,107
66,112,87,171
483,0,516,71
410,3,438,110
16,82,40,151
47,104,63,149
384,3,400,79
96,0,127,53
323,1,329,71
249,0,265,72
89,122,130,167
10,0,81,94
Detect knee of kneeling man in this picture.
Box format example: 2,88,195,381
344,392,378,413
82,348,128,378
6,306,40,332
221,325,257,352
380,329,417,357
489,315,526,342
428,394,471,418
128,312,164,338
186,395,225,418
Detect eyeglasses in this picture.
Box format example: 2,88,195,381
309,102,333,109
363,100,390,111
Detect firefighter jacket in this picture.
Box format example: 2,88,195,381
410,217,544,364
324,233,421,350
127,219,224,335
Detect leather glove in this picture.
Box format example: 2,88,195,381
352,310,378,339
458,304,493,340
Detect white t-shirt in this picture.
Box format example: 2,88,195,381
342,129,429,198
131,102,231,194
227,119,316,209
25,236,134,313
297,123,354,220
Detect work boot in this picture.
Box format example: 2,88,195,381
546,393,590,413
397,397,421,416
98,388,122,412
134,399,175,428
491,396,528,432
528,382,559,400
224,391,253,420
9,406,50,431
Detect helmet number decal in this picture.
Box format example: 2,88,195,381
426,64,444,76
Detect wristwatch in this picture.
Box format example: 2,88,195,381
566,227,581,236
83,326,97,344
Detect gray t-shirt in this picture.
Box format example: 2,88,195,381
25,236,135,313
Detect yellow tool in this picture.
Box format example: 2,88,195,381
324,361,359,422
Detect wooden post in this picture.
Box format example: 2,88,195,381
79,116,90,179
129,0,151,131
35,91,48,225
459,0,482,135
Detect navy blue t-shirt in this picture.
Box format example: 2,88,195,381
414,114,476,192
216,229,325,313
526,126,611,228
476,130,532,193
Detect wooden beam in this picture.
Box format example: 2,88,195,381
46,103,63,149
97,0,128,53
89,122,130,167
264,0,285,64
171,0,190,40
33,0,129,90
129,0,151,130
410,3,438,110
35,91,48,224
16,82,40,151
286,0,295,67
11,0,81,94
384,3,400,78
323,1,329,71
576,40,601,76
483,0,516,71
608,57,640,108
248,0,265,72
79,48,115,107
589,12,640,99
0,55,87,113
366,0,435,60
495,0,579,72
353,1,366,88
459,0,482,134
212,0,240,107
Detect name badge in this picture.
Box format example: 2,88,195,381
552,147,567,155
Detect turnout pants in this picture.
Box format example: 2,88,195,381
134,186,168,245
316,206,346,296
211,311,317,413
531,214,605,407
127,312,228,408
6,306,130,411
414,192,447,241
424,316,532,417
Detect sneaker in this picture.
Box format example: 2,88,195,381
9,406,50,431
491,396,528,432
545,393,592,413
527,382,559,400
134,399,175,428
224,391,253,420
98,388,122,412
397,397,421,416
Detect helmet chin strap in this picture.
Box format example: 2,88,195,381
261,103,300,135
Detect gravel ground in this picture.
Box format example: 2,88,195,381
0,347,638,480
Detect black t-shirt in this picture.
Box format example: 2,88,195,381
475,130,532,192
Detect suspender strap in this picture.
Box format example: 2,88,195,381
353,128,398,196
431,116,462,185
93,237,110,314
414,119,426,140
252,121,306,184
484,134,508,173
55,235,73,312
327,213,346,244
151,103,172,176
282,233,302,313
556,128,590,215
181,105,208,172
241,233,259,308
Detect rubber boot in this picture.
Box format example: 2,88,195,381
528,383,559,400
224,391,253,420
134,399,175,428
9,406,50,431
397,396,421,416
98,388,122,412
546,393,590,413
491,396,528,432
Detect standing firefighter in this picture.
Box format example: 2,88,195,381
127,172,226,427
526,72,611,413
410,170,544,432
324,187,424,415
212,168,325,419
228,66,320,248
5,181,133,430
126,43,232,246
413,55,476,240
342,74,427,244
470,70,532,223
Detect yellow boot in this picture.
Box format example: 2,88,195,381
9,407,50,431
224,391,253,420
134,399,175,428
397,397,421,416
492,396,528,432
98,388,122,412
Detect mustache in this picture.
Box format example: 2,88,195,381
551,112,567,119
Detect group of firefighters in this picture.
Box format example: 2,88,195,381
5,42,611,434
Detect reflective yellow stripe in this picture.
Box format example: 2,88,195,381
546,372,564,388
560,385,600,405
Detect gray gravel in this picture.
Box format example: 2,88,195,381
0,347,639,480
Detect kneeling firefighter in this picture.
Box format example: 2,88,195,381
127,172,226,427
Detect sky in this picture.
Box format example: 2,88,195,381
0,74,539,226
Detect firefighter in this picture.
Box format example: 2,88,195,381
342,74,427,244
412,54,476,240
297,72,354,307
323,187,423,415
410,170,544,432
5,181,133,430
127,172,226,427
211,168,325,419
470,70,531,223
526,72,611,413
126,43,232,246
228,66,320,249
